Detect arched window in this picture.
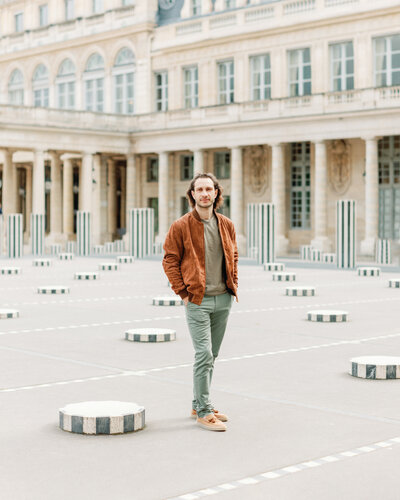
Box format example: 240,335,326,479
56,58,76,109
113,48,135,114
8,69,24,105
32,64,49,107
84,53,105,112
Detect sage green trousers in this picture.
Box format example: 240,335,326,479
185,293,233,418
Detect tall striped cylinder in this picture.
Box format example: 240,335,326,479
76,211,91,256
31,214,45,256
129,208,154,258
300,245,313,261
66,241,76,254
50,243,62,256
376,239,391,265
336,200,356,269
104,242,114,254
0,214,3,256
246,203,275,265
113,240,125,253
7,214,23,258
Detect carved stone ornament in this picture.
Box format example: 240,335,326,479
246,145,268,195
328,139,351,194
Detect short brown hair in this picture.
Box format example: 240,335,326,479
186,173,224,209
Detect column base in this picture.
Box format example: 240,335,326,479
360,237,376,257
276,235,289,257
311,236,331,253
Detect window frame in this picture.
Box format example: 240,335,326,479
329,41,354,92
65,0,74,20
183,65,199,109
288,47,312,97
290,142,311,230
218,59,235,105
39,4,48,27
250,53,271,101
180,154,194,181
373,34,400,88
147,157,159,183
191,0,202,15
15,12,24,32
155,71,168,111
214,152,231,179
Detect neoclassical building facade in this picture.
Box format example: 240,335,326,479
0,0,399,256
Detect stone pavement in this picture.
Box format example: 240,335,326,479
1,255,400,500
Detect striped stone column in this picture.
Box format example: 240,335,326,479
7,214,23,258
76,211,91,256
376,239,391,265
247,203,275,264
31,214,45,256
129,208,154,258
336,200,356,269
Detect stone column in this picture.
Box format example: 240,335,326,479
311,141,330,251
107,158,117,240
62,158,74,237
80,153,93,212
92,154,102,245
157,151,169,242
25,166,32,237
230,146,246,254
49,152,62,241
361,137,379,256
193,149,204,176
123,153,136,247
2,149,17,218
120,165,126,230
271,143,289,255
32,150,45,215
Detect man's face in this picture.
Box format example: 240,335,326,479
191,177,218,209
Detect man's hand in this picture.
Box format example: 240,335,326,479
183,297,189,306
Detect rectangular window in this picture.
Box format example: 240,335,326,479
85,78,104,112
374,34,400,87
330,42,354,91
65,0,74,20
288,48,311,97
217,195,230,217
250,54,271,101
114,73,134,115
214,152,231,179
225,0,236,8
181,196,190,215
184,66,198,109
290,142,311,229
180,155,194,181
93,0,103,14
192,0,202,15
148,197,159,234
15,12,23,32
218,60,234,104
155,71,168,111
147,158,159,182
122,0,134,5
58,82,75,109
39,4,48,26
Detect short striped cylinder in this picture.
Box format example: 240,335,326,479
311,249,322,262
153,296,183,306
300,245,313,261
74,272,99,280
59,252,74,260
357,267,380,277
0,309,19,319
92,245,104,255
286,286,315,296
31,213,45,256
1,267,21,275
104,242,114,254
350,356,400,380
66,241,76,254
125,328,176,343
7,214,23,258
37,286,70,294
117,256,134,264
113,240,125,253
99,262,119,271
129,208,154,258
76,211,91,256
50,244,62,256
376,239,391,265
272,272,296,282
264,262,285,272
246,203,275,265
307,310,348,322
336,200,356,269
33,258,51,267
59,401,145,435
322,253,336,264
389,279,400,288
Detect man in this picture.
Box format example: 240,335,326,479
163,173,238,432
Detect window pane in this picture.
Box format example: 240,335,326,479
392,35,400,52
392,53,400,70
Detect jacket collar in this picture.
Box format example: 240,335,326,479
191,207,220,223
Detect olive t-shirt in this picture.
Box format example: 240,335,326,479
201,214,227,296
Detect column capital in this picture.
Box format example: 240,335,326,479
313,139,327,145
269,142,285,149
361,136,379,143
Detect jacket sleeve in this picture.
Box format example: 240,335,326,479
162,222,189,300
232,225,238,287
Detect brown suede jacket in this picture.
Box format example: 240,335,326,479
162,209,238,305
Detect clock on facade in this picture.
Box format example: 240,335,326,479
159,0,176,9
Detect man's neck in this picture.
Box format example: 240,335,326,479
195,205,214,221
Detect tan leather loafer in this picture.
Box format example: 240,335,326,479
191,409,228,422
196,413,227,432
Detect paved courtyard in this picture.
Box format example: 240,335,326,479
1,255,400,500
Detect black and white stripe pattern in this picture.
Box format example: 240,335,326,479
33,259,51,267
76,211,91,257
357,267,380,277
37,286,70,294
92,245,104,255
116,256,134,264
0,267,21,275
272,272,296,282
99,263,119,271
113,240,125,253
66,241,76,254
0,309,19,319
350,356,400,379
263,263,285,272
59,401,145,435
31,213,45,256
286,287,315,297
311,249,322,262
129,208,154,259
125,328,176,343
104,242,114,254
74,272,99,280
7,214,23,258
152,297,183,306
307,310,348,322
322,253,336,264
300,245,313,261
59,253,74,260
246,203,275,265
337,200,356,269
50,244,62,256
376,239,391,265
389,279,400,288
